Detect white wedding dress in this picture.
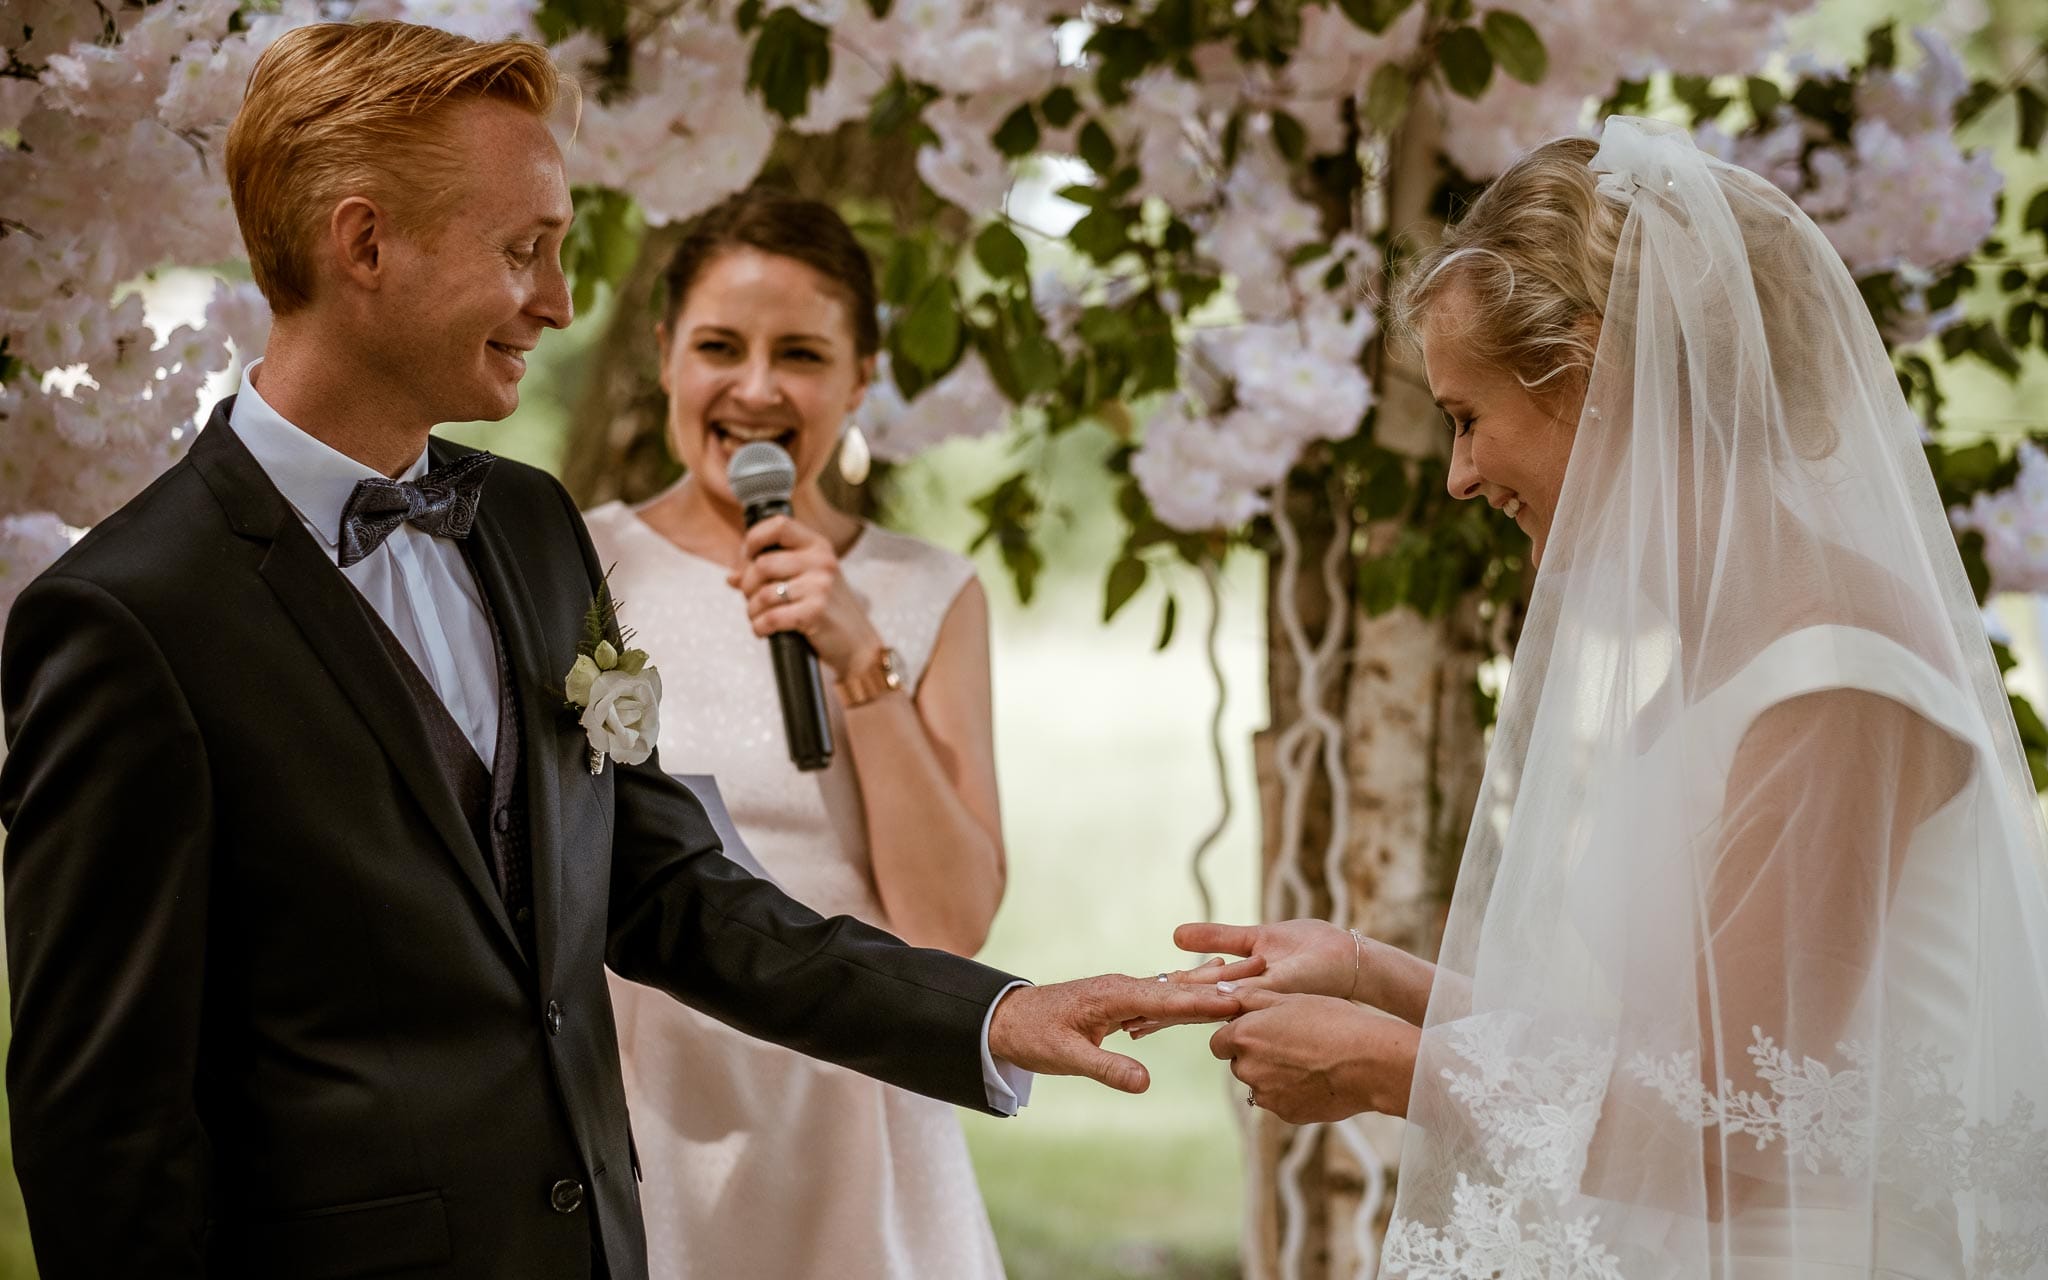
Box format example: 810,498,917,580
585,498,1007,1280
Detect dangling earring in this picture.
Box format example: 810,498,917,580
838,422,872,486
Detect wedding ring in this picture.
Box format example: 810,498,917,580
774,581,790,601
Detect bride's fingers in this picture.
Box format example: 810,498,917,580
1175,922,1259,957
1165,955,1266,985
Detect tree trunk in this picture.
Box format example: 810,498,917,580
1249,102,1490,1280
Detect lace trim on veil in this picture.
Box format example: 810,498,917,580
1381,1012,2048,1278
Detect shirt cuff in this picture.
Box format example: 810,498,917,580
979,980,1036,1115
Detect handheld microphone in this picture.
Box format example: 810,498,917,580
728,442,834,772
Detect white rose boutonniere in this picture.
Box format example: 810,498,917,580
564,571,661,774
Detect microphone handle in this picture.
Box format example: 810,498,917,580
769,631,834,772
743,495,834,772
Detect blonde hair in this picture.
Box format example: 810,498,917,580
1393,137,1625,398
226,21,568,315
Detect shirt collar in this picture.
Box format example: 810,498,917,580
228,358,430,551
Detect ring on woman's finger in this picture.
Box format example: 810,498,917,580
774,581,790,601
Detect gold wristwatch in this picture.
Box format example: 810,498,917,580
838,646,902,707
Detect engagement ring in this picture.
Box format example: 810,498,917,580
774,581,789,601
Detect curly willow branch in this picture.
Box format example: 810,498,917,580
1251,493,1359,1280
1187,558,1232,922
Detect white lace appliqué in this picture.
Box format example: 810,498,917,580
1383,1015,2048,1278
1381,1012,1626,1280
1630,1027,2048,1275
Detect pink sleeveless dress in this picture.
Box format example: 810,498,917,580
584,499,1006,1280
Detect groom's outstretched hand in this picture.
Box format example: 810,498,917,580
987,976,1242,1094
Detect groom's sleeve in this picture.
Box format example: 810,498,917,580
0,574,213,1278
604,762,1025,1113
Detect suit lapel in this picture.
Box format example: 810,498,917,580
444,439,570,988
190,411,524,961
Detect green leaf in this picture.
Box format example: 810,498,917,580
1437,26,1493,100
1272,110,1307,162
2026,188,2048,246
1056,183,1104,209
1974,323,2025,378
1150,0,1200,49
1084,25,1157,105
2019,85,2048,152
1956,76,2000,127
1041,86,1081,128
1337,0,1416,34
1077,305,1133,347
537,0,629,43
561,186,641,317
746,7,831,121
1358,448,1412,521
1671,72,1731,121
1079,119,1117,175
1356,551,1412,617
969,474,1044,605
868,73,934,139
993,103,1040,158
2008,300,2040,352
1480,11,1545,85
2012,692,2048,749
1069,207,1133,263
880,236,928,307
1103,555,1148,622
1154,595,1178,650
973,222,1030,281
1364,62,1411,133
1746,75,1782,120
1994,639,2021,674
898,279,963,373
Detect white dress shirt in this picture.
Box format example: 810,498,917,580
226,363,1032,1114
231,361,501,768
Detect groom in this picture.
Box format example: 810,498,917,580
0,20,1234,1280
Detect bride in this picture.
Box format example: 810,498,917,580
1173,117,2048,1276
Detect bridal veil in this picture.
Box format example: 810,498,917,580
1382,117,2048,1278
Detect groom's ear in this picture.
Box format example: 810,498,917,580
328,195,390,294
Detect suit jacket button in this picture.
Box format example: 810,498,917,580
493,807,512,833
545,1000,563,1036
549,1179,584,1214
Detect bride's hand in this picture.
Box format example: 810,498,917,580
1126,919,1437,1038
1123,919,1352,1040
1173,919,1360,1000
1212,989,1419,1124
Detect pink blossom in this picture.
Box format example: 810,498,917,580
0,512,77,616
1132,402,1271,532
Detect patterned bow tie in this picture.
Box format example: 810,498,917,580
337,450,496,568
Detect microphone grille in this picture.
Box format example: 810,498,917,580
727,441,797,509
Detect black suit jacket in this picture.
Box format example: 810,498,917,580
0,402,1020,1280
